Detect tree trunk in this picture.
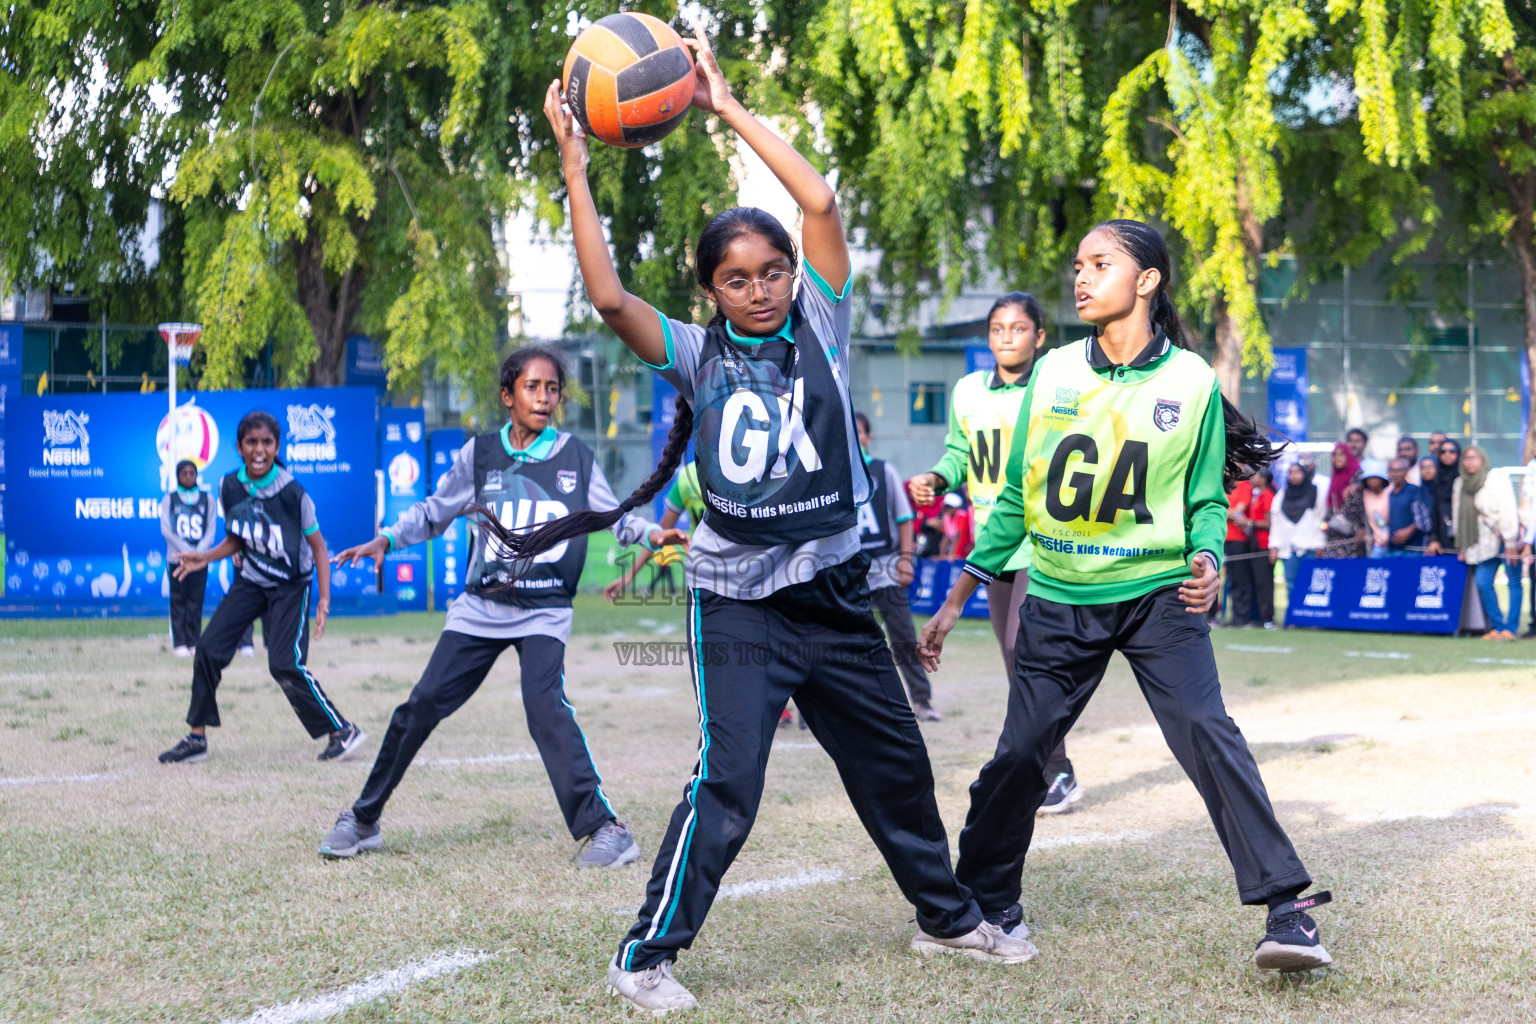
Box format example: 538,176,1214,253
1211,295,1243,403
292,213,364,387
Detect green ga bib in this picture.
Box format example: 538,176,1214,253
1020,339,1216,586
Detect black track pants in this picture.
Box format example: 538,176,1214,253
869,584,933,705
169,567,206,648
352,631,615,839
186,576,347,739
956,585,1310,909
617,557,982,972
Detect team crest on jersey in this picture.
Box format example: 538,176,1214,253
557,470,578,494
483,469,504,491
1152,398,1182,432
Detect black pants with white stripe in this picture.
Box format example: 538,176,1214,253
352,630,615,840
186,576,347,740
955,585,1311,910
618,555,982,972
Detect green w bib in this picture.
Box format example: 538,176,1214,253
1021,340,1215,585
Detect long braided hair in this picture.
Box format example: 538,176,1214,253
1092,219,1277,489
472,207,800,562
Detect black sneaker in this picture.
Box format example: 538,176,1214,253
1037,768,1083,815
158,733,208,764
982,901,1031,939
1254,891,1334,972
318,722,366,762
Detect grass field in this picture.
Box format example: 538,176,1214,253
3,597,1535,1023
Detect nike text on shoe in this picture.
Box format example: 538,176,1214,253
158,733,208,764
982,902,1031,940
607,959,697,1013
576,820,640,869
1254,890,1334,972
318,809,382,859
911,921,1038,964
1037,770,1083,816
318,722,366,762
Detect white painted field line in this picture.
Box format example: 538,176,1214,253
412,754,539,767
1032,830,1151,850
222,948,491,1024
0,772,126,787
1470,657,1536,667
719,868,846,900
1225,644,1293,654
1343,650,1411,660
1346,804,1526,824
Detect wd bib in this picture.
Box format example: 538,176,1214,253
1021,339,1216,585
467,432,591,608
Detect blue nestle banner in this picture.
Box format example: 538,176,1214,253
3,387,379,614
345,335,388,391
1283,555,1467,634
907,558,989,619
0,322,22,535
380,408,427,610
428,428,466,611
965,344,995,376
1267,347,1308,442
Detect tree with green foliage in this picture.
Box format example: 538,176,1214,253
0,2,763,406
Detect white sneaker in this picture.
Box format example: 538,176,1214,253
607,959,698,1013
173,646,192,658
239,645,255,658
911,920,1039,964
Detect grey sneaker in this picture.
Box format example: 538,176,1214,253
577,820,640,869
318,809,382,858
911,920,1039,964
607,959,697,1013
913,701,943,722
158,733,208,764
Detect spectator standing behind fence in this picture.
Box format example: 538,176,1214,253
1346,428,1369,460
1360,460,1391,557
1434,446,1522,640
1322,443,1367,558
1224,470,1265,626
1397,437,1422,485
1431,438,1461,548
1269,457,1327,626
939,492,973,560
1249,468,1276,628
1385,457,1432,556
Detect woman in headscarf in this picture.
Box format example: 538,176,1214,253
1268,456,1328,624
1321,443,1366,558
1430,438,1461,549
1443,446,1522,639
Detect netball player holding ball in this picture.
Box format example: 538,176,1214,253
919,219,1335,973
522,25,1034,1013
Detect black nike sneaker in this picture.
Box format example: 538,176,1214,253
158,733,208,764
318,722,366,762
982,901,1030,939
1254,890,1334,972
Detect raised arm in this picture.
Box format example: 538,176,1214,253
543,81,667,366
684,25,849,291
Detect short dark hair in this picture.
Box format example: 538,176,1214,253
855,411,871,434
1347,428,1369,442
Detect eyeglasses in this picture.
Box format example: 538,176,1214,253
715,270,794,306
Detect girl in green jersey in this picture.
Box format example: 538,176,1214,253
919,219,1334,973
909,292,1084,816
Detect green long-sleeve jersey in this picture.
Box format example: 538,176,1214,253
964,336,1229,605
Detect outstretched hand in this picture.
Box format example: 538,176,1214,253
648,528,691,550
543,78,588,170
332,536,389,571
917,604,961,673
682,22,734,115
171,551,209,580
